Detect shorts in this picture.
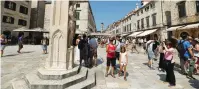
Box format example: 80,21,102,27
42,45,47,50
1,45,6,50
148,51,155,60
107,57,116,67
19,44,23,49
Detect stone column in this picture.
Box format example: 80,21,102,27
44,0,76,70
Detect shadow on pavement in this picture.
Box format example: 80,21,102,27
157,74,166,82
3,51,34,57
188,79,199,88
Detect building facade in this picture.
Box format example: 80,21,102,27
1,1,31,37
106,0,199,41
75,1,96,34
30,0,45,29
164,0,199,39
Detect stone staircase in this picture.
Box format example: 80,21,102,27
12,66,96,89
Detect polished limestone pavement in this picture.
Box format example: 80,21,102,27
1,45,199,89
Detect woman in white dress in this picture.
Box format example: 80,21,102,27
75,35,81,63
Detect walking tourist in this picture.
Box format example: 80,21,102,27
105,37,116,78
75,35,81,63
175,34,194,77
193,40,199,74
78,34,89,67
163,41,176,87
131,38,139,53
115,35,121,61
89,36,98,67
41,37,49,54
118,46,128,81
1,34,7,57
17,34,24,53
186,36,195,79
158,41,165,72
146,39,156,69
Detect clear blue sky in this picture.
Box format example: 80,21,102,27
90,1,141,31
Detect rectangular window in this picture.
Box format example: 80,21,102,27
2,15,14,24
18,19,27,26
76,25,79,29
145,6,149,12
141,10,143,14
152,13,157,26
19,5,28,15
4,1,16,11
141,18,144,29
129,25,131,31
75,10,80,20
76,4,80,8
178,1,186,18
137,20,140,29
150,2,155,8
137,11,139,16
196,1,199,13
146,16,150,28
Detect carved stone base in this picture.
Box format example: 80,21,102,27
12,67,96,89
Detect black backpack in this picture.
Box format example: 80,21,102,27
176,40,185,58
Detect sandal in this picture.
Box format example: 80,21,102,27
111,74,115,78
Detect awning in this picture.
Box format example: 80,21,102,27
179,23,199,30
90,33,111,36
13,27,49,33
128,31,143,37
121,33,128,37
137,29,157,37
166,26,183,31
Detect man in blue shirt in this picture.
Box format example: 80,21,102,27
176,34,194,76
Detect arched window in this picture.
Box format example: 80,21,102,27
3,30,11,39
180,32,189,37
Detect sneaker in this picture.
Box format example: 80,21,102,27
168,84,176,87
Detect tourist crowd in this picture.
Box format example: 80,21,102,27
1,32,199,87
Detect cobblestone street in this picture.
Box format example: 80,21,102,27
1,45,199,89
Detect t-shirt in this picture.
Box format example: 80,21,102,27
107,44,116,58
146,40,154,52
89,38,98,49
178,40,191,59
115,40,121,52
164,48,174,60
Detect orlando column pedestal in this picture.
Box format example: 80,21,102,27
11,1,95,89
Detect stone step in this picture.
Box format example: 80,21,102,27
22,67,88,89
12,78,29,89
66,69,96,89
37,66,79,80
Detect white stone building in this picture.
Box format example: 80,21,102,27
106,0,199,40
164,0,199,39
75,1,96,34
43,1,51,37
30,0,45,29
1,1,31,38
